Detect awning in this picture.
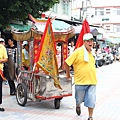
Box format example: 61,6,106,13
9,18,75,41
35,19,74,34
106,38,118,44
9,23,31,32
73,25,104,36
113,38,120,43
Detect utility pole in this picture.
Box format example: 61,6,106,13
79,0,92,22
79,1,84,22
71,0,73,20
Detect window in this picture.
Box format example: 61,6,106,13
62,1,69,15
106,9,111,14
106,26,110,31
113,24,120,32
95,8,104,16
113,8,120,15
52,4,58,13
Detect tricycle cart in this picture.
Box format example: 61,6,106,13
11,16,74,109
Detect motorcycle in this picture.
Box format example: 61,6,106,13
97,52,113,67
97,53,104,67
102,52,113,65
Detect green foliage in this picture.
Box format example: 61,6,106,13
0,0,59,29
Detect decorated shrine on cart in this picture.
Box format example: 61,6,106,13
11,14,75,70
8,15,74,108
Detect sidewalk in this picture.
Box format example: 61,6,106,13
1,61,120,120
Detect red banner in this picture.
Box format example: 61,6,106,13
75,19,90,49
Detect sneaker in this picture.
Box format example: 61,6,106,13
0,107,5,111
5,80,8,85
88,117,93,120
76,107,81,116
10,92,16,95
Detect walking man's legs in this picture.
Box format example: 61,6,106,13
88,107,94,118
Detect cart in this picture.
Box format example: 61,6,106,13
11,16,74,109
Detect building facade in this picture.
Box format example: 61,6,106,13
90,0,120,39
45,0,91,21
45,0,105,37
45,0,72,20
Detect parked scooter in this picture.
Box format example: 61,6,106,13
97,53,104,67
97,52,113,67
106,53,114,64
102,52,113,65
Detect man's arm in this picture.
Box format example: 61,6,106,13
65,62,71,78
0,58,8,63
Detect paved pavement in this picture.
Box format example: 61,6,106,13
1,61,120,120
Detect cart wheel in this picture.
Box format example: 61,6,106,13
16,83,27,106
54,98,60,109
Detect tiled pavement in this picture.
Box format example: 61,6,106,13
1,61,120,120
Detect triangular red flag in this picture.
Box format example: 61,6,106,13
75,19,90,49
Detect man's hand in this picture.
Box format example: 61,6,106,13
0,60,2,63
65,77,72,82
0,58,8,63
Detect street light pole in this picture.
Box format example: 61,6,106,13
80,1,84,22
71,0,73,20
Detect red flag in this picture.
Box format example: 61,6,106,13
75,19,90,49
36,18,62,89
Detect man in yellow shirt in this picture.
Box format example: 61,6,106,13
65,33,97,120
0,38,8,111
22,41,30,70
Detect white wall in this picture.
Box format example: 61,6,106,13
45,0,72,20
91,0,120,7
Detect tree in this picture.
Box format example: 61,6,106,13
0,0,59,29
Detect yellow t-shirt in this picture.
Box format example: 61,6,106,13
0,44,8,71
22,49,30,67
65,46,97,85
